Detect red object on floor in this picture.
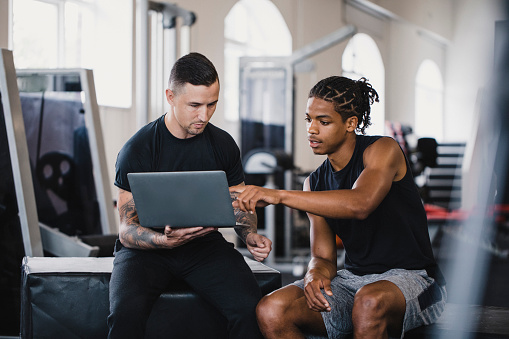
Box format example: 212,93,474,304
424,203,469,221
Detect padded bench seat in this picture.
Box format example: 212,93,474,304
21,256,281,339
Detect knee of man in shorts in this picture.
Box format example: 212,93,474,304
352,287,388,324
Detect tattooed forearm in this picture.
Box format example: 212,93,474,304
118,195,163,249
118,196,140,226
231,192,257,244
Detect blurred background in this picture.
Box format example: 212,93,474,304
1,0,508,338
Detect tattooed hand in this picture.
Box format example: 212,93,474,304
230,189,256,244
246,233,272,262
230,185,272,261
117,188,216,250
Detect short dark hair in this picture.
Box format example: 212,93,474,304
168,52,219,94
308,76,379,134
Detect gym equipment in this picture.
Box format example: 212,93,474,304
0,51,28,336
0,49,43,257
1,49,116,258
243,148,293,269
137,1,196,128
16,69,116,237
21,256,281,339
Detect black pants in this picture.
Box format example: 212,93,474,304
107,233,263,339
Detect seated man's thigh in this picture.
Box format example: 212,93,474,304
181,238,262,314
292,274,357,338
379,269,446,333
108,246,178,334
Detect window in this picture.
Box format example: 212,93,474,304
13,0,132,108
342,33,385,135
415,60,443,140
12,0,61,69
224,0,291,121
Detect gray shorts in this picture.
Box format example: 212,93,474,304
292,268,447,339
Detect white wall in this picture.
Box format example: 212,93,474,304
372,0,453,39
386,19,447,128
444,0,506,142
288,0,349,173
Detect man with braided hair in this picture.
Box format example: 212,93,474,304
231,76,446,338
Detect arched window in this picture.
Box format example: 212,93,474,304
224,0,291,121
342,33,385,135
415,60,444,140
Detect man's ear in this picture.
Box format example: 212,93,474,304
165,88,174,105
346,116,358,132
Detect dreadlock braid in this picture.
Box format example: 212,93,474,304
308,76,379,134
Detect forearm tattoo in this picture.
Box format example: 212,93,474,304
231,192,257,244
118,196,162,249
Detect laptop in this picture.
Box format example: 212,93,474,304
127,170,240,228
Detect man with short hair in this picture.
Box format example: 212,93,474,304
232,76,446,339
107,52,271,339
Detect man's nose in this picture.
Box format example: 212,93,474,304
307,121,318,134
197,106,209,122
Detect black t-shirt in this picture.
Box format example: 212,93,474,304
309,135,444,284
115,114,244,192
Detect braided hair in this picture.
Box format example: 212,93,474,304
308,76,379,134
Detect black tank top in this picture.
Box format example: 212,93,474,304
309,135,444,284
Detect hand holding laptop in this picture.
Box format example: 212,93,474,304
163,226,218,248
128,171,272,260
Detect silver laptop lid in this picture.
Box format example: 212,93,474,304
127,171,236,228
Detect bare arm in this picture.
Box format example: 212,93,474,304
302,177,338,312
117,188,217,250
232,137,407,220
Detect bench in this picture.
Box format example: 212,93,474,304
20,256,281,339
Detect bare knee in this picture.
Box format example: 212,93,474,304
256,294,285,329
352,287,388,336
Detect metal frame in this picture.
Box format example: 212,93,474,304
39,223,99,257
0,49,43,257
1,49,112,256
239,57,294,268
239,58,294,159
238,24,357,159
149,2,196,33
137,0,196,128
16,67,117,236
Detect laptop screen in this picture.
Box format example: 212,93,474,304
127,171,237,228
